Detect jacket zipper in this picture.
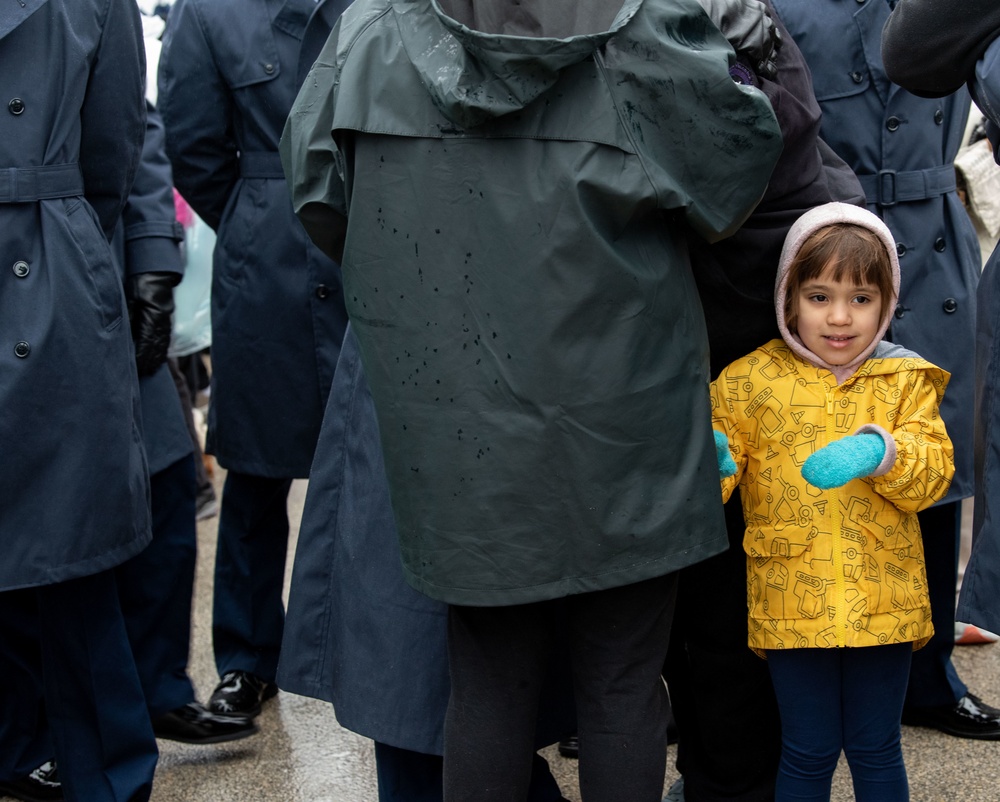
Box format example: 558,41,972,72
828,387,847,647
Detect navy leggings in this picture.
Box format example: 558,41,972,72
766,643,912,802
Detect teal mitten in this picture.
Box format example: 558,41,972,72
714,430,738,478
802,433,886,490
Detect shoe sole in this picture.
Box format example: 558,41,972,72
153,723,260,745
902,720,1000,740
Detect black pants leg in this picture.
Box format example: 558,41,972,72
443,574,676,802
664,494,781,802
906,501,966,710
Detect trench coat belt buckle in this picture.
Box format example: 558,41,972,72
0,163,85,203
858,165,957,208
239,151,285,179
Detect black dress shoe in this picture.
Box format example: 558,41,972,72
0,760,62,802
151,701,258,744
902,693,1000,740
207,670,278,717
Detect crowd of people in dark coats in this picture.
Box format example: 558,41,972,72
3,0,1000,801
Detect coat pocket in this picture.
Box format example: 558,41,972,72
62,199,125,331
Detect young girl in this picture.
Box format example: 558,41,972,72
712,202,956,801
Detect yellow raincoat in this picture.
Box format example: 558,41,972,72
712,201,958,654
713,339,954,652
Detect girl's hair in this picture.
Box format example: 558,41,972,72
784,223,895,333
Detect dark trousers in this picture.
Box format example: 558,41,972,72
443,574,677,802
664,494,781,802
168,358,212,497
767,644,912,802
213,470,292,680
117,454,198,716
905,501,966,710
375,743,569,802
0,571,158,802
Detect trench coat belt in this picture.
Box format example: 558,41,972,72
239,151,285,179
857,165,957,208
0,163,84,203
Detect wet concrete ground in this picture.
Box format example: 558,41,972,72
7,472,999,801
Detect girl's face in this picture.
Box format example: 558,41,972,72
792,262,883,366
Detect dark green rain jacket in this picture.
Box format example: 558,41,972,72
281,0,782,605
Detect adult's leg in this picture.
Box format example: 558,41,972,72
841,644,911,802
570,574,677,802
37,571,158,802
443,601,551,802
168,358,215,509
212,470,293,680
665,495,780,802
905,501,966,709
0,589,52,782
377,742,568,802
375,742,445,802
767,648,843,802
117,454,198,716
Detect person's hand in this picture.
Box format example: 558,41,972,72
715,430,738,478
801,433,886,490
128,271,180,376
695,0,782,80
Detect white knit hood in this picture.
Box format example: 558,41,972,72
775,202,901,384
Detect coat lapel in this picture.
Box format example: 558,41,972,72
0,0,47,43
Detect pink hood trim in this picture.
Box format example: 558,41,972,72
775,202,901,385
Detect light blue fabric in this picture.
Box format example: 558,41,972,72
802,434,886,490
714,430,737,478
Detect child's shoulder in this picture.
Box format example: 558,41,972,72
718,338,793,375
864,340,948,378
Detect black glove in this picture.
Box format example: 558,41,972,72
127,271,180,376
696,0,783,80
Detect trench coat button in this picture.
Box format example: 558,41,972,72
12,261,29,277
934,237,946,252
896,242,907,257
8,98,25,115
851,71,864,83
894,305,909,320
315,284,330,299
943,298,958,314
934,109,944,125
887,116,900,132
264,63,275,74
13,341,30,358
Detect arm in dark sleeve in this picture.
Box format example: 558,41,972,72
80,0,147,239
123,102,185,279
157,0,237,230
882,0,1000,97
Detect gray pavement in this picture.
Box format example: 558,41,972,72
10,473,1000,801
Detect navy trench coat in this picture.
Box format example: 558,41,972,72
113,103,193,475
771,0,981,504
0,0,149,591
883,0,1000,634
157,0,348,479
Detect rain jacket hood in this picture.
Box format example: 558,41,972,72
775,202,901,384
401,0,642,128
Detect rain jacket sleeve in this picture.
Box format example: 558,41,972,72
158,0,238,230
279,27,348,263
81,0,147,239
881,0,1000,98
710,370,749,504
864,367,955,513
